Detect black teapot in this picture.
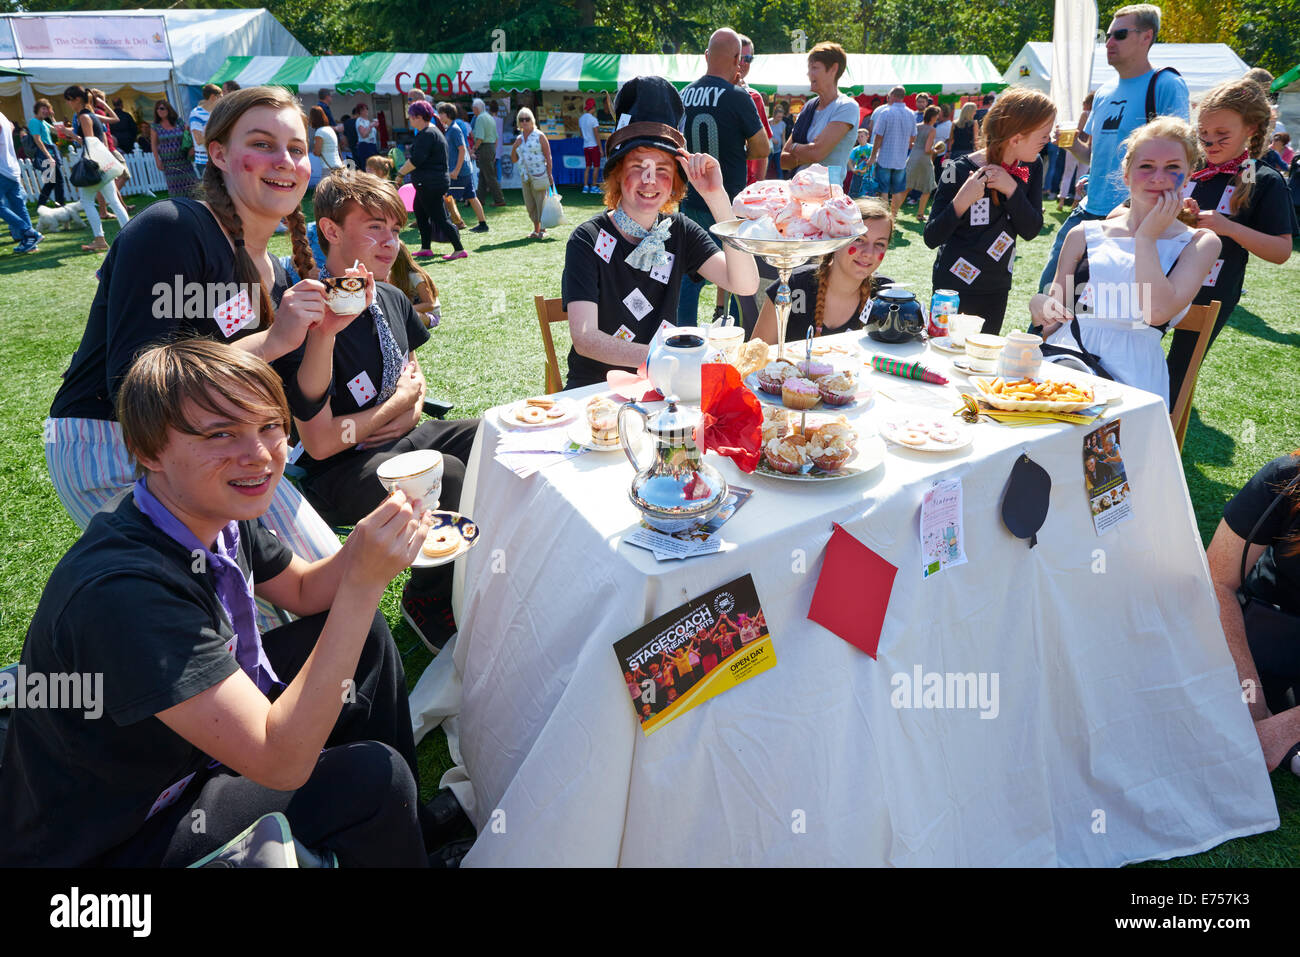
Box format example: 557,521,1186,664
862,285,926,344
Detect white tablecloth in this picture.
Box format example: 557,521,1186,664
410,335,1277,866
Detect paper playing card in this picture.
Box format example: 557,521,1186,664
648,251,676,285
594,229,618,263
969,197,990,226
1203,258,1224,287
1181,180,1196,199
1215,186,1235,215
225,636,237,656
1077,282,1094,311
623,288,653,321
807,524,897,658
347,371,377,405
613,324,636,342
213,289,257,338
146,772,196,820
986,231,1013,261
949,257,981,285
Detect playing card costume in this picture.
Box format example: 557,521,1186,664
923,154,1045,335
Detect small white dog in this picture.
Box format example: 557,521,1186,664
36,202,88,232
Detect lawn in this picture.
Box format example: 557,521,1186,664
1,185,1297,865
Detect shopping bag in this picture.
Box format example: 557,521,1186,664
84,136,125,183
540,185,565,229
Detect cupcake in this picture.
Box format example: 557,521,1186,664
781,376,821,410
807,420,855,471
756,359,798,395
797,358,835,381
764,434,811,474
586,396,621,448
818,370,857,406
760,406,790,445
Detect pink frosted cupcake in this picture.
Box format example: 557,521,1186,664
781,376,821,410
797,358,835,381
818,370,857,406
756,359,798,395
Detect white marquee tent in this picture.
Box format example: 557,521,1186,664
1004,42,1251,101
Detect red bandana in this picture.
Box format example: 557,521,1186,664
1190,151,1250,183
1001,163,1030,184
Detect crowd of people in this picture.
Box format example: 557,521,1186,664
0,1,1298,868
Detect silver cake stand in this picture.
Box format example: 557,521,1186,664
710,218,867,360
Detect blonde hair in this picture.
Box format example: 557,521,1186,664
201,86,315,323
118,339,291,475
311,169,408,253
811,198,893,336
955,102,977,128
516,107,536,126
389,242,437,307
1196,78,1273,215
1121,116,1200,225
365,154,395,179
1112,4,1161,41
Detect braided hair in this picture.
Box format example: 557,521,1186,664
811,197,895,335
199,86,316,325
1195,78,1273,217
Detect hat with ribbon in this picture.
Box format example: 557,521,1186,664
604,76,687,175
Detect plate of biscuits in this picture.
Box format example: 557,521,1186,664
500,396,574,429
413,511,481,568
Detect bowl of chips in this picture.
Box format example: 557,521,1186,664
971,376,1097,412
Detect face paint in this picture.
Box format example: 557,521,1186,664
1174,172,1184,191
847,244,859,255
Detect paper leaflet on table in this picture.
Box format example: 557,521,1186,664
1083,418,1133,535
921,478,967,577
492,421,589,478
625,487,754,560
807,523,897,658
613,573,775,736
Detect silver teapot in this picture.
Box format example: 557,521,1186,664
619,398,728,534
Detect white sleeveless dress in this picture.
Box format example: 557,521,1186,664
1045,219,1193,408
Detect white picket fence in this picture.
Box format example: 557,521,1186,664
17,144,171,202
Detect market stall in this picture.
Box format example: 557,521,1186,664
408,332,1278,866
1004,41,1250,100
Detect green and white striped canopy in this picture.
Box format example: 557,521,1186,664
209,51,1005,97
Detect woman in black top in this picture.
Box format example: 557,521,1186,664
947,102,978,163
62,84,132,252
753,197,894,342
924,88,1055,335
1165,79,1296,403
46,85,345,570
397,100,464,259
1207,450,1300,775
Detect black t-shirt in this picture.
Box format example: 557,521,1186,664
50,198,289,421
950,123,976,154
1223,454,1300,616
924,154,1044,294
0,493,293,866
409,125,450,190
764,267,894,342
1189,166,1297,318
561,211,719,389
680,75,763,209
271,282,429,478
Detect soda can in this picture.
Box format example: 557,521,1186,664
929,289,960,338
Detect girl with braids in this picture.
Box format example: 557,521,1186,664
46,85,368,575
923,87,1055,336
751,198,895,344
1030,117,1220,408
1165,79,1296,403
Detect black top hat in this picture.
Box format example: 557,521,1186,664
604,76,687,174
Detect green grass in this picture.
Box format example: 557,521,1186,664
2,187,1298,863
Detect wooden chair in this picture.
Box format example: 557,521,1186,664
534,295,568,394
1169,300,1221,452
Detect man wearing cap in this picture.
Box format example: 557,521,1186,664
561,76,758,389
580,98,604,195
471,98,506,206
676,27,769,326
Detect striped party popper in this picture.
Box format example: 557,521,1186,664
871,355,949,385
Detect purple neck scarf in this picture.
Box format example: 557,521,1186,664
133,478,282,696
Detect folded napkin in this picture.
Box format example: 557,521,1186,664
606,363,663,403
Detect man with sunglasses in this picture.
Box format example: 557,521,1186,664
1036,3,1189,293
737,35,773,187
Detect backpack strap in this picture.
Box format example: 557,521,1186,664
1145,67,1181,122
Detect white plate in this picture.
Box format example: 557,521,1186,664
744,371,873,413
1037,365,1121,405
756,435,886,481
498,398,576,430
879,418,974,453
969,375,1099,413
412,511,481,568
566,420,624,453
780,339,863,361
927,336,965,354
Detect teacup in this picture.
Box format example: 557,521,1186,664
323,275,367,315
707,325,745,364
946,313,984,349
964,333,1007,373
376,449,443,511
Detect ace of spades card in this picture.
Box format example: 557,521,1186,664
623,287,654,321
969,197,991,226
347,371,378,406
